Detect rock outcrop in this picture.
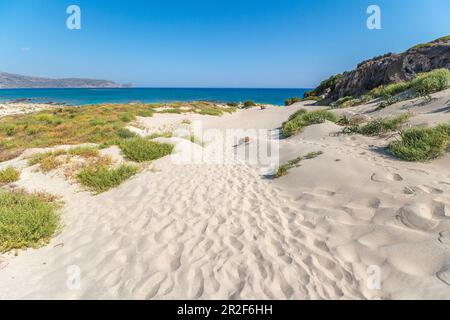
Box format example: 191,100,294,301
311,36,450,102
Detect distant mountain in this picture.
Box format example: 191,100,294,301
0,72,130,89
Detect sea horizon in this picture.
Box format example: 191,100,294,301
0,87,311,106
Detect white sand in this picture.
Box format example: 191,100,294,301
1,94,450,299
0,102,64,117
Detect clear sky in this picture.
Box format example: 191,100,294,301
0,0,449,88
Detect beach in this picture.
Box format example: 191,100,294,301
1,89,450,299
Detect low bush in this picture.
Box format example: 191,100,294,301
0,190,60,252
146,132,173,139
117,128,137,139
159,108,182,114
198,108,223,116
285,97,302,106
330,96,354,108
77,164,139,194
411,68,450,96
380,82,412,99
282,109,339,137
0,167,20,184
388,125,450,161
0,123,17,137
243,100,257,108
305,74,342,98
342,113,410,136
119,137,174,162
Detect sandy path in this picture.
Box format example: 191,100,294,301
0,128,362,299
0,106,368,299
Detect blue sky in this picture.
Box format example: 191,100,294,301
0,0,449,88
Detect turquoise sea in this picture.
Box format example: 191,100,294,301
0,88,309,106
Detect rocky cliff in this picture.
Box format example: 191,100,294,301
0,72,129,89
310,36,450,102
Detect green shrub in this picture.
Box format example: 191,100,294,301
282,109,339,137
287,109,308,121
331,96,354,108
388,125,450,161
0,167,21,184
226,102,239,107
243,100,257,108
285,97,302,106
77,164,139,193
306,74,342,98
410,43,434,50
146,132,173,139
343,113,410,136
368,69,450,107
410,35,450,50
0,123,17,136
117,128,137,139
67,146,100,157
137,109,154,117
0,190,60,252
158,108,182,114
380,81,412,99
198,108,223,116
411,68,450,96
120,113,134,122
119,137,174,162
369,85,385,98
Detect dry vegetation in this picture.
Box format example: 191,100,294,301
0,101,235,162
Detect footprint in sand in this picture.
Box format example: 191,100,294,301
438,231,450,245
370,172,403,183
416,185,444,194
133,272,167,299
433,201,450,218
436,266,450,286
397,203,439,231
403,186,416,195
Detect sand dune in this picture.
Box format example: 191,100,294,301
1,94,450,299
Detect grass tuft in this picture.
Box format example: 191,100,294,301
282,109,339,137
0,189,60,252
243,100,257,108
342,113,410,136
388,125,450,161
116,128,137,139
28,146,102,172
411,68,450,96
77,164,139,194
0,167,21,184
275,151,323,178
285,97,302,106
119,137,174,162
198,108,223,116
